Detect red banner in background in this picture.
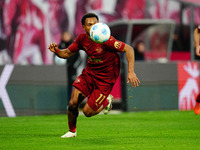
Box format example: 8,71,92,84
110,75,121,101
178,62,199,110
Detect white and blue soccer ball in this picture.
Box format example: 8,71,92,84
90,23,111,44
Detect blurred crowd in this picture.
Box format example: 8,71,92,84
0,0,200,64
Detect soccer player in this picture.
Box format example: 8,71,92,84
194,25,200,57
194,25,200,115
48,13,140,138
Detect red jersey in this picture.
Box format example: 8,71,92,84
68,33,125,84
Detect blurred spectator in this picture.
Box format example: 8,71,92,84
180,25,190,51
194,25,200,58
55,31,81,101
0,0,12,64
172,27,182,51
134,40,145,61
194,25,200,115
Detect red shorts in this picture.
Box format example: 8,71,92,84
73,69,115,111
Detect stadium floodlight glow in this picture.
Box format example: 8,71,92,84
0,65,16,117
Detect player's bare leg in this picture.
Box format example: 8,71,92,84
61,88,85,138
83,103,104,117
61,92,113,138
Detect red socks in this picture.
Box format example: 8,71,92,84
68,122,76,132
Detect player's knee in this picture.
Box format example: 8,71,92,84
83,111,92,117
68,100,79,116
83,108,92,117
68,100,78,109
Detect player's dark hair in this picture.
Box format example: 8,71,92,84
81,13,99,25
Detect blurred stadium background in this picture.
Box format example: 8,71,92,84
0,0,200,117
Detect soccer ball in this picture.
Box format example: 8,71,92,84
90,23,111,43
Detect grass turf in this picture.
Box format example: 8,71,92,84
0,110,200,150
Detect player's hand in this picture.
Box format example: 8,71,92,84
196,46,200,57
48,42,58,53
127,72,140,87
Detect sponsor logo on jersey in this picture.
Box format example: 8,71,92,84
88,56,103,63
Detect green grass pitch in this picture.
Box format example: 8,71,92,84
0,110,200,150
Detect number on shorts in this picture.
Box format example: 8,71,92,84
95,94,106,105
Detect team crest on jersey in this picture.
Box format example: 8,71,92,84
95,47,103,53
114,41,122,49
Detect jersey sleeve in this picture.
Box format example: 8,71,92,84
103,36,125,52
68,35,81,53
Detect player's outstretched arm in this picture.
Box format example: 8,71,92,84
48,42,74,59
123,44,140,87
194,28,200,57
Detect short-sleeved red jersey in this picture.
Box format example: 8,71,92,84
68,33,125,84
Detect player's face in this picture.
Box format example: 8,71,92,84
83,17,98,37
